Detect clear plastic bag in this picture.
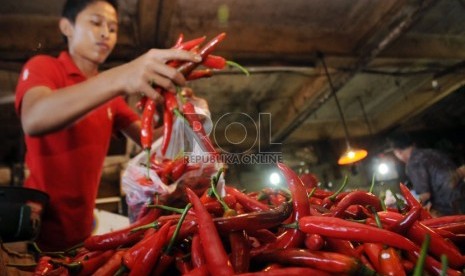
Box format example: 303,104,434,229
122,101,221,222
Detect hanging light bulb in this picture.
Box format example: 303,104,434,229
319,52,368,165
338,147,368,165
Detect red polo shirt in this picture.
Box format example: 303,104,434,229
15,51,139,250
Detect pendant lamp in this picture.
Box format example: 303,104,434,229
318,52,368,165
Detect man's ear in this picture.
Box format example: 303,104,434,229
59,18,73,38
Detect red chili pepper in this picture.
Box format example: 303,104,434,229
152,204,192,276
298,216,419,252
388,205,421,234
246,229,277,244
406,248,463,276
128,221,171,276
225,186,270,212
321,176,349,209
200,188,215,204
175,36,206,51
402,259,415,273
160,107,173,157
435,222,465,234
167,218,198,241
173,33,184,48
330,191,382,218
122,228,157,269
161,92,178,155
379,247,406,276
34,256,53,276
311,189,335,199
399,183,432,220
433,228,465,243
238,267,332,276
324,238,359,258
59,250,114,276
191,233,206,268
171,156,188,182
363,243,383,272
185,187,234,275
252,248,373,275
83,209,160,251
213,201,291,233
202,54,227,69
229,230,251,273
177,32,227,77
268,162,310,249
187,69,213,81
304,233,325,251
377,211,465,269
135,96,147,111
141,98,157,150
421,215,465,228
183,265,209,276
175,250,192,274
93,250,126,276
181,101,217,154
167,36,206,68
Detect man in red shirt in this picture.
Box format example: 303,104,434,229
15,0,201,251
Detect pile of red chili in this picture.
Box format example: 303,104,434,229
12,33,465,275
11,162,465,275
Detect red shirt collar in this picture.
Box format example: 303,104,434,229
58,51,85,77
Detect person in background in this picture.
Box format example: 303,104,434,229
15,0,201,251
387,132,465,217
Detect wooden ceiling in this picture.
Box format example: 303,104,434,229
1,0,465,164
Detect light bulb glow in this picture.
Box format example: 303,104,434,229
269,172,281,186
377,163,389,175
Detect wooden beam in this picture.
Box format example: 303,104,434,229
373,74,465,131
269,0,436,144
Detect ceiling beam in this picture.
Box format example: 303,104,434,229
269,0,437,144
373,74,465,131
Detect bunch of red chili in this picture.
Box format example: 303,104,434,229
18,162,465,275
139,32,231,177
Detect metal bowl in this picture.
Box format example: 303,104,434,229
0,186,49,242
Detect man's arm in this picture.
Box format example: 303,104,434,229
20,49,200,136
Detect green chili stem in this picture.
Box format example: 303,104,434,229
308,187,317,199
130,221,160,233
210,168,232,213
391,191,406,213
145,148,151,179
31,242,42,254
281,221,299,229
440,254,448,276
165,203,192,254
329,175,349,201
413,234,430,276
370,206,383,229
226,60,250,76
114,265,129,276
64,242,84,254
173,108,189,123
149,204,184,214
380,196,387,211
369,174,376,193
256,191,269,201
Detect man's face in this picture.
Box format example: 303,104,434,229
66,1,118,64
393,148,409,163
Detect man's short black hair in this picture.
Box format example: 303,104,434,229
386,132,414,150
62,0,118,23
